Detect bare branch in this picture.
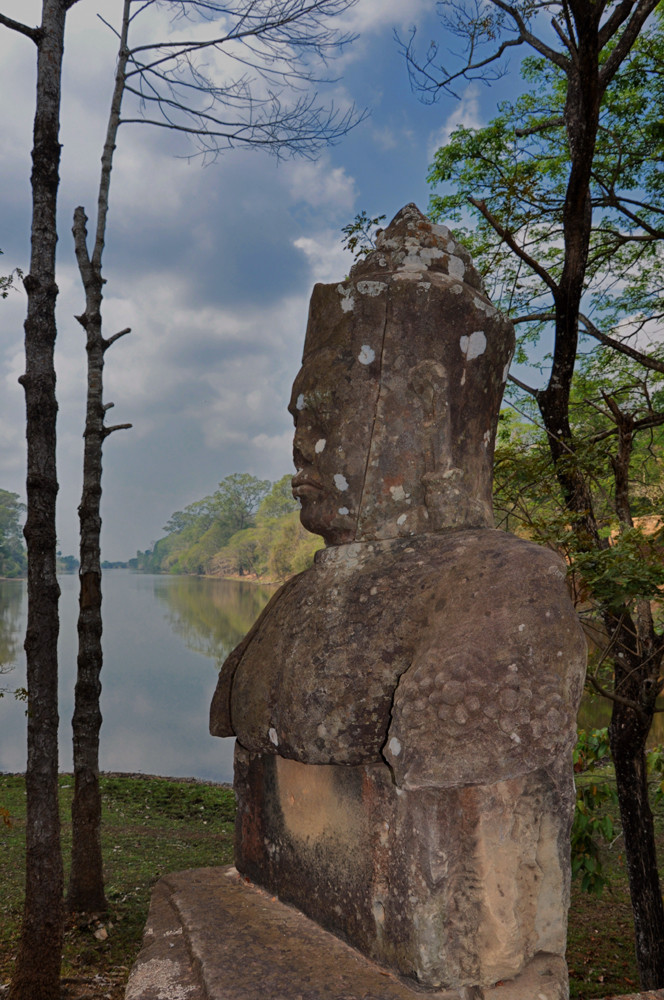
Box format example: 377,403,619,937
103,423,133,437
579,314,664,376
507,373,539,397
586,671,649,721
0,13,41,42
103,328,131,350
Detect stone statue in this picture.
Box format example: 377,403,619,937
210,204,586,998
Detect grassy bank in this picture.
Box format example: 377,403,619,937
0,770,660,999
0,773,235,999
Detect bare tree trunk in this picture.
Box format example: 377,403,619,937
67,0,132,913
8,0,74,995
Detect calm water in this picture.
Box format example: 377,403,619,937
0,572,273,783
2,573,663,781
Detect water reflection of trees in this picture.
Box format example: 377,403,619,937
152,577,273,669
0,580,25,681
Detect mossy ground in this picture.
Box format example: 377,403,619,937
0,770,661,999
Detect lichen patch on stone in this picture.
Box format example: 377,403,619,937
459,331,487,360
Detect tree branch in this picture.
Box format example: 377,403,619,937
587,671,649,721
103,423,133,438
0,13,41,42
102,328,131,351
469,197,560,296
599,0,660,92
580,314,664,375
507,373,539,397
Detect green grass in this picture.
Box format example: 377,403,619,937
1,769,662,999
0,773,235,997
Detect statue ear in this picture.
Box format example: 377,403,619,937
408,361,449,429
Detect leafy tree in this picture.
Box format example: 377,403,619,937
418,3,664,985
0,491,27,579
256,474,301,521
211,473,271,535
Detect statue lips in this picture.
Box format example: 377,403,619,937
291,471,325,499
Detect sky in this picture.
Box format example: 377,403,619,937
0,0,516,561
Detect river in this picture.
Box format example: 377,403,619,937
1,571,663,782
0,571,274,783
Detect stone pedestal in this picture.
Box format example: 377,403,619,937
234,750,573,991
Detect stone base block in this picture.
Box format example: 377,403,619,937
125,866,569,1000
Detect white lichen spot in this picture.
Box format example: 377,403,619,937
510,732,521,744
483,429,491,449
370,586,378,596
337,283,355,312
387,736,401,757
460,370,466,387
296,393,306,411
459,330,487,361
397,514,407,526
502,361,510,383
557,650,563,657
358,344,376,365
317,723,327,738
334,473,349,492
356,280,386,296
268,727,279,747
448,255,465,279
518,624,526,632
430,222,451,239
508,663,518,672
338,506,349,515
315,438,326,453
390,484,406,501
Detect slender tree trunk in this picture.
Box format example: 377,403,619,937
610,697,664,989
67,0,132,912
10,1,70,996
67,206,107,911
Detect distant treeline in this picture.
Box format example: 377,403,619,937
134,473,323,581
0,489,80,577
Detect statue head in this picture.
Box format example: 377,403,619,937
290,204,515,546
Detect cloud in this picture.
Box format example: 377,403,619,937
427,85,484,158
293,232,353,285
285,155,357,215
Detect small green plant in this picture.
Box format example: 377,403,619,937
647,744,664,806
341,211,386,261
572,728,618,896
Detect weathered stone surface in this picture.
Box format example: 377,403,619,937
211,530,584,776
208,203,587,995
287,203,514,546
126,866,570,1000
234,750,576,990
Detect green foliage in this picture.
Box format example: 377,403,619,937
341,210,386,261
142,473,323,580
0,250,23,300
647,745,664,807
427,22,664,365
0,490,26,579
572,729,618,896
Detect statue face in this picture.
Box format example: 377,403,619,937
288,353,379,545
